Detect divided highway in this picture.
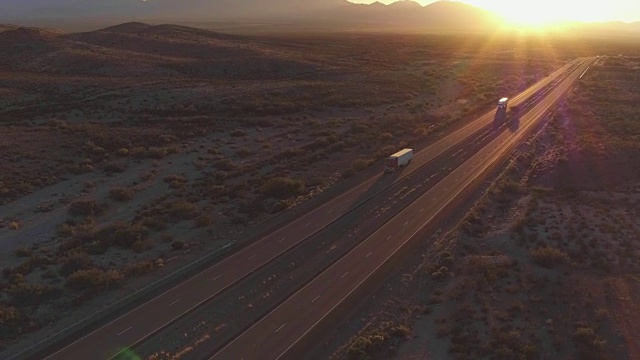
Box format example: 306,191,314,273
210,58,595,359
32,58,586,360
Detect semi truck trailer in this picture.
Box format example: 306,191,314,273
384,148,413,173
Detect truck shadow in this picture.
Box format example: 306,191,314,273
346,165,407,214
508,117,521,133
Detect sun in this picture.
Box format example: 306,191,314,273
461,0,611,28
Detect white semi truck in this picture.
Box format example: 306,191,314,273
494,97,509,126
384,148,413,173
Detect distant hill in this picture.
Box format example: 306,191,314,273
0,25,20,33
0,22,323,79
0,0,350,20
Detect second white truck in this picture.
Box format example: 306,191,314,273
384,148,413,173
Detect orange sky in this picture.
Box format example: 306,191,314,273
350,0,640,23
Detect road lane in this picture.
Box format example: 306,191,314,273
36,58,585,360
210,58,595,360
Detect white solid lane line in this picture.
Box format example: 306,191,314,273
117,327,132,336
275,324,286,333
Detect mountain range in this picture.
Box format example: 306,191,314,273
0,0,499,30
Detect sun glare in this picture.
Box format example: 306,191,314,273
464,0,614,28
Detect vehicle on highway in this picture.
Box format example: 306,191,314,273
494,97,509,126
384,148,413,173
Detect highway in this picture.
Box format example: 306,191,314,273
32,58,585,360
210,58,595,360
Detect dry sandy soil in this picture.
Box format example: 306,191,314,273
317,54,640,360
0,23,607,357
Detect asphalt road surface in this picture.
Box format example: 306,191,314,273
36,58,586,360
210,58,595,360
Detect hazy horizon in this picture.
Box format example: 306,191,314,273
349,0,640,23
1,0,640,34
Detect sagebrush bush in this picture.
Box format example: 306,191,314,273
109,187,134,202
66,268,123,291
94,221,149,249
68,200,105,217
60,251,93,276
351,159,370,172
530,246,570,268
262,177,304,199
171,240,186,251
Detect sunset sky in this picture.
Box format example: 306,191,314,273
350,0,640,23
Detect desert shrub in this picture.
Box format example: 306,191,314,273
14,247,32,257
167,200,199,221
230,129,247,137
347,336,372,360
328,141,347,153
67,163,95,175
95,221,149,249
431,266,449,279
68,200,105,217
103,161,128,173
131,239,153,254
261,177,304,199
164,174,187,184
66,268,123,291
236,147,253,156
138,216,167,231
7,282,61,306
530,246,570,268
237,198,265,217
213,158,236,171
379,132,394,141
350,123,369,134
351,159,371,172
573,325,607,357
171,240,186,251
60,251,94,276
271,199,290,213
124,260,156,277
343,321,411,360
0,305,24,341
109,187,134,202
194,215,214,227
129,146,178,159
147,146,177,159
413,127,428,137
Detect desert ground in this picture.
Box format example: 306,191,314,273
0,22,629,359
317,54,640,359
